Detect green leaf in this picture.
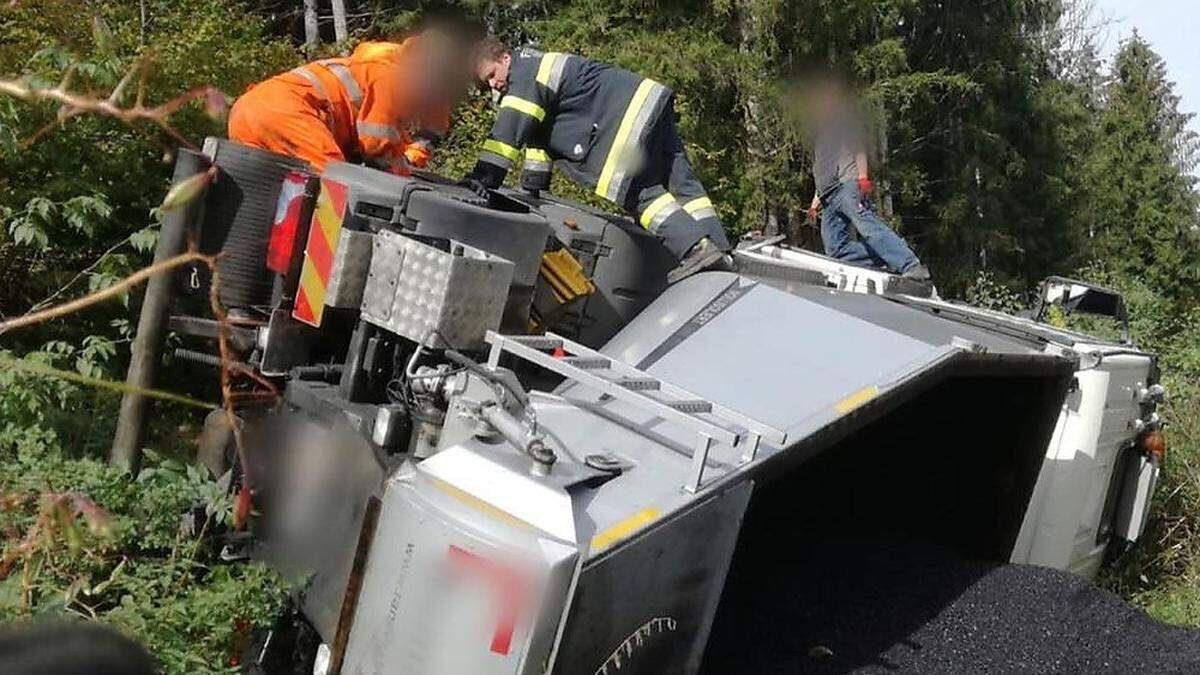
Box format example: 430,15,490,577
130,226,159,253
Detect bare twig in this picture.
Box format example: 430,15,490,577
26,231,141,314
0,251,207,334
0,57,227,151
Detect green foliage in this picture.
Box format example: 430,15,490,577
0,3,294,670
0,0,296,347
0,440,287,673
963,270,1025,314
1080,34,1200,304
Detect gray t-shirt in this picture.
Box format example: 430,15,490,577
813,110,867,197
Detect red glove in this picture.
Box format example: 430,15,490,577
857,177,874,198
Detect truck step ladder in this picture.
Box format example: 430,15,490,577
485,331,788,493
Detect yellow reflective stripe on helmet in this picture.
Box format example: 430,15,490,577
639,192,678,229
596,79,657,200
526,148,550,162
483,138,522,163
683,197,713,214
500,95,546,121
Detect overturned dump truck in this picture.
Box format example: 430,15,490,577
148,140,1167,674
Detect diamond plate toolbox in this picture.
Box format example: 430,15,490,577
361,229,515,349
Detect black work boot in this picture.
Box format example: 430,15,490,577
667,237,733,284
901,263,932,282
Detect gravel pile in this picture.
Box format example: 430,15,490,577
702,535,1200,674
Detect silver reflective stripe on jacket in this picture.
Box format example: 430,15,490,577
320,60,363,109
640,192,682,234
356,122,402,140
290,66,330,101
291,61,362,115
536,52,571,94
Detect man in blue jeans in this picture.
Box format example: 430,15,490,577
807,76,930,280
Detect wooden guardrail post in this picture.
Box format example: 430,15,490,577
109,149,209,472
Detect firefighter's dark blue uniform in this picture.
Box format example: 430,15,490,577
469,47,729,259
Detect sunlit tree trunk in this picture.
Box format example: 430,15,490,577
738,0,780,236
331,0,349,45
304,0,320,47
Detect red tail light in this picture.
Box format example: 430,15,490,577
267,171,310,274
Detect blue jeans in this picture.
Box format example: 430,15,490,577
820,181,918,273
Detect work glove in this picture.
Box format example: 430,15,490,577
459,160,507,198
857,177,875,198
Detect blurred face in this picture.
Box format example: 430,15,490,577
805,78,848,125
476,53,512,93
406,31,470,110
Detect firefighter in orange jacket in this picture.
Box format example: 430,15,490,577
229,30,467,173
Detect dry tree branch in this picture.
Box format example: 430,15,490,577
0,251,209,334
0,244,280,530
0,56,228,151
0,54,267,532
26,231,144,314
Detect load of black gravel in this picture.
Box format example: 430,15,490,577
702,534,1200,674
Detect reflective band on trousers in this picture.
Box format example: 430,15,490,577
481,138,521,168
596,79,669,204
500,95,546,121
524,148,551,172
683,196,718,221
536,52,569,93
356,122,401,140
639,192,681,231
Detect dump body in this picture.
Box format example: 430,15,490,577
734,241,1164,579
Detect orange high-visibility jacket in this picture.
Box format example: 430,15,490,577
228,39,448,173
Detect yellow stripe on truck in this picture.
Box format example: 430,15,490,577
298,262,326,315
591,507,661,552
835,385,879,414
314,193,342,245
